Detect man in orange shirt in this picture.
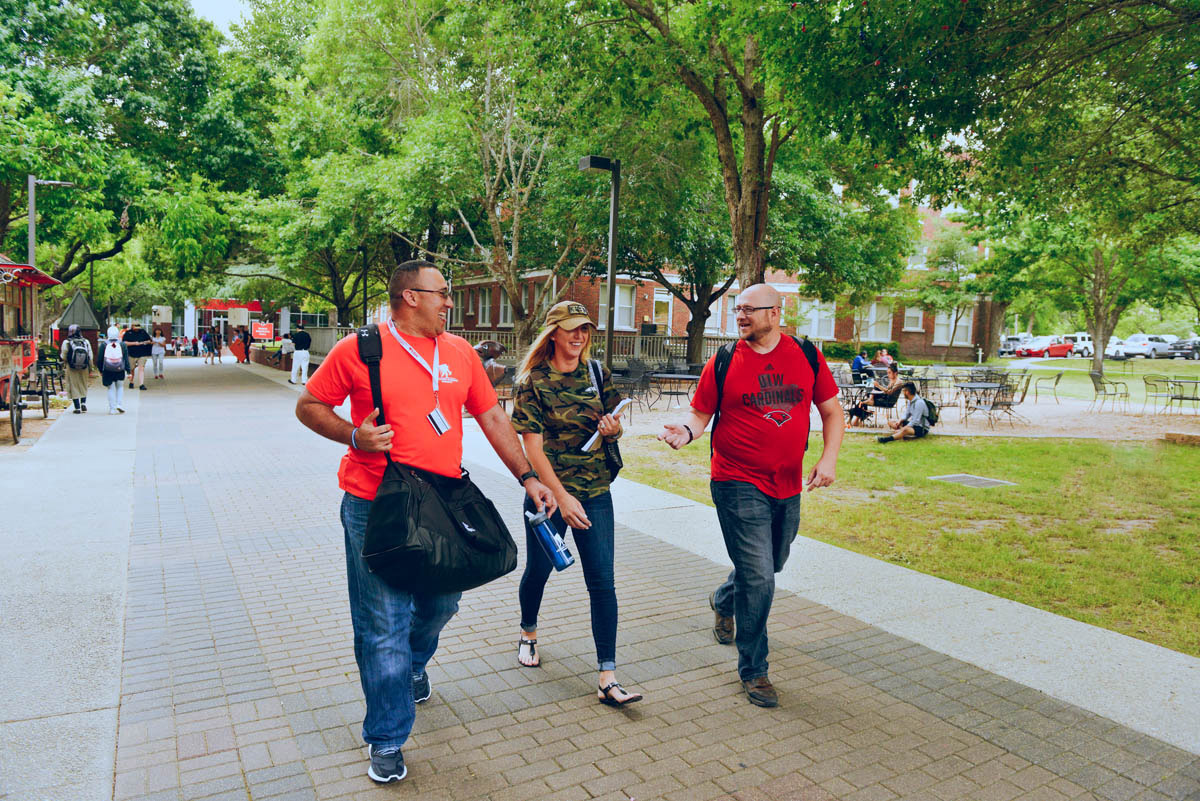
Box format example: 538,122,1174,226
296,260,555,784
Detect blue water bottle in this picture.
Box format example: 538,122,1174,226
525,510,575,571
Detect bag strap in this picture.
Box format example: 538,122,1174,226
355,324,395,465
587,359,608,413
710,335,821,455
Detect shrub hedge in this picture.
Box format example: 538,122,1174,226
820,340,902,363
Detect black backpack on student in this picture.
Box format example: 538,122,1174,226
925,399,939,427
354,324,518,594
66,337,90,370
710,335,821,453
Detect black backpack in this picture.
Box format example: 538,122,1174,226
354,324,518,594
925,399,939,427
66,337,90,370
710,335,822,453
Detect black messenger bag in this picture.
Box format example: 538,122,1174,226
356,325,517,594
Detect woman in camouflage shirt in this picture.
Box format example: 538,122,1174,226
510,301,643,707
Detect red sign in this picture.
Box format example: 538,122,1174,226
252,322,274,340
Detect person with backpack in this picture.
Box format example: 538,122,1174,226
294,260,554,784
658,283,844,709
878,382,935,443
99,325,131,414
508,301,642,708
122,321,152,390
59,324,94,413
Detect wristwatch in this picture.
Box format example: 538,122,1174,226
518,469,539,486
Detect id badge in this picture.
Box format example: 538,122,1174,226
427,407,451,436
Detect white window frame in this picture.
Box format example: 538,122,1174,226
451,289,463,327
866,302,892,341
723,295,739,336
464,288,474,315
903,306,924,332
933,307,974,346
478,287,492,326
797,299,835,340
598,283,635,330
498,287,513,327
908,246,929,270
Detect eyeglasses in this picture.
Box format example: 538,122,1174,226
406,287,451,299
732,305,778,315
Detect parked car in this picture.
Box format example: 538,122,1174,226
999,334,1032,356
1158,334,1179,345
1167,337,1200,359
1104,337,1127,359
1120,333,1172,359
1063,332,1094,358
1015,335,1074,358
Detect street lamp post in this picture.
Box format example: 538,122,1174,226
360,245,369,325
578,155,621,370
27,174,75,335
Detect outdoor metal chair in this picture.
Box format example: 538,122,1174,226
1088,371,1129,412
493,365,517,412
612,363,649,420
1172,376,1199,413
1142,374,1174,414
993,374,1032,425
1034,371,1064,404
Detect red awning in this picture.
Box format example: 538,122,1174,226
196,298,264,311
2,264,61,287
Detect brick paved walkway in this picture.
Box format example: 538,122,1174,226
108,361,1199,801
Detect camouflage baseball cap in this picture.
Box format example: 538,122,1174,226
543,301,595,331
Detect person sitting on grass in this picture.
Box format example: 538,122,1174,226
846,362,902,427
878,382,930,443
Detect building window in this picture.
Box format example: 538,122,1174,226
908,246,929,270
598,283,635,330
933,308,973,346
723,295,739,336
478,287,492,326
903,306,924,332
866,302,892,341
465,288,474,315
499,287,513,327
797,299,835,340
451,289,463,327
653,289,672,329
703,296,721,333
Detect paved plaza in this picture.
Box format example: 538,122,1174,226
2,357,1199,801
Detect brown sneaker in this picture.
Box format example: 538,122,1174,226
743,676,778,707
709,591,734,645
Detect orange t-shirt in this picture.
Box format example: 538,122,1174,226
306,329,499,500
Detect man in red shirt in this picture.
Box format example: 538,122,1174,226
296,260,554,784
659,283,843,707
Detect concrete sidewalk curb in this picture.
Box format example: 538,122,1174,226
0,379,140,800
461,423,1200,755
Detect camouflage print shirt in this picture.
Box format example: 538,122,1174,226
511,360,623,499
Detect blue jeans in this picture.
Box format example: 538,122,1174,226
710,480,801,681
106,379,124,411
340,492,461,748
519,492,617,671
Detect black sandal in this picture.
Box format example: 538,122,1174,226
517,637,539,668
598,682,643,707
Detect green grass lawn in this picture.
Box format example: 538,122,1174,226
620,433,1200,657
1007,356,1200,406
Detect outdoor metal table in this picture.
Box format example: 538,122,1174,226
650,373,699,408
955,382,1003,428
1168,379,1200,413
837,382,871,417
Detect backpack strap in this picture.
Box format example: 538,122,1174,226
587,359,607,412
710,335,822,455
355,324,385,425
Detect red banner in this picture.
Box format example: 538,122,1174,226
251,322,274,340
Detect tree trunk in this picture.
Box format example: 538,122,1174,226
685,310,710,365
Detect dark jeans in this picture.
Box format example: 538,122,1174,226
340,492,461,748
710,480,801,681
519,492,617,671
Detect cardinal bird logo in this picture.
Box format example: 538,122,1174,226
762,410,792,426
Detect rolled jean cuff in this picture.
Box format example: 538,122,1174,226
598,659,616,672
520,621,537,634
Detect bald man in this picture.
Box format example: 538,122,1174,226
659,283,843,707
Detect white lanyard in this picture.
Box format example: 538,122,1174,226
386,319,440,408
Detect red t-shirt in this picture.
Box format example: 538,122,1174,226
692,337,838,499
306,330,498,500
